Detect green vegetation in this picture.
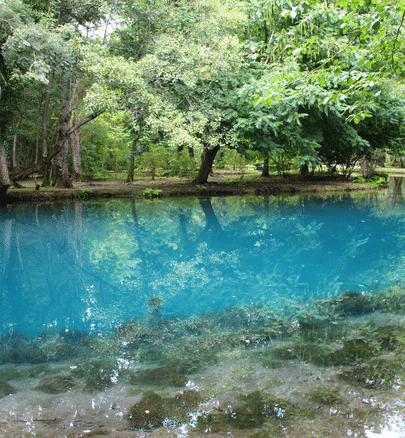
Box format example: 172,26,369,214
35,375,76,394
1,0,405,195
128,390,203,429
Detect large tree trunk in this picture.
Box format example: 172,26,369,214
261,155,269,177
0,141,11,196
126,135,138,183
70,110,82,182
41,71,54,187
11,117,21,171
54,73,74,188
194,145,220,183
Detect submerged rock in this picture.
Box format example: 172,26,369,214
127,389,202,429
334,291,373,316
0,380,17,398
35,375,76,394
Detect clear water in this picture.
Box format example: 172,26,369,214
1,193,405,437
1,194,405,337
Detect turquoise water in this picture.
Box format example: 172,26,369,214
1,194,404,337
1,193,405,437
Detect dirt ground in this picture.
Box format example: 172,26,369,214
2,171,389,204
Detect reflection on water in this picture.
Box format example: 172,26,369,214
1,194,405,336
0,193,405,437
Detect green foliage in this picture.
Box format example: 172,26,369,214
169,151,197,178
143,188,162,199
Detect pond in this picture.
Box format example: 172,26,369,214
1,191,405,437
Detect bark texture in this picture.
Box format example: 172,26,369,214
0,141,11,195
70,111,82,181
194,145,220,183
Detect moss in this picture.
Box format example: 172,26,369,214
35,375,76,394
132,365,188,387
25,364,52,378
305,386,343,406
0,365,24,381
0,380,17,398
128,390,165,429
127,389,202,429
261,359,285,369
325,344,377,366
272,343,332,365
137,347,165,363
334,291,373,316
73,358,120,392
338,355,405,389
198,390,312,433
299,319,325,342
9,347,47,364
375,326,405,351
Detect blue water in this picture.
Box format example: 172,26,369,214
1,194,405,338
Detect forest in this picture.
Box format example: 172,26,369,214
1,0,405,196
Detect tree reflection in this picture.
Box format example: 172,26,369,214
1,194,405,337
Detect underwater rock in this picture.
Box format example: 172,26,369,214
127,389,202,429
35,375,76,394
0,380,17,398
73,358,119,392
334,291,373,316
128,391,166,429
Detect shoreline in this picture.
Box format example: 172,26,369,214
2,173,389,204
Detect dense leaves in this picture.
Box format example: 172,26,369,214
0,0,404,190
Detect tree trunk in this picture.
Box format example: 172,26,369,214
0,140,11,196
300,163,309,177
70,110,82,182
360,155,376,178
41,70,55,186
126,135,138,183
126,157,135,182
54,73,74,188
261,155,269,177
194,145,220,183
11,117,21,171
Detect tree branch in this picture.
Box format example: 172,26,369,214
66,108,106,137
10,109,107,182
391,8,405,71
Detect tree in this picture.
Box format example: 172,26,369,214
0,0,111,195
